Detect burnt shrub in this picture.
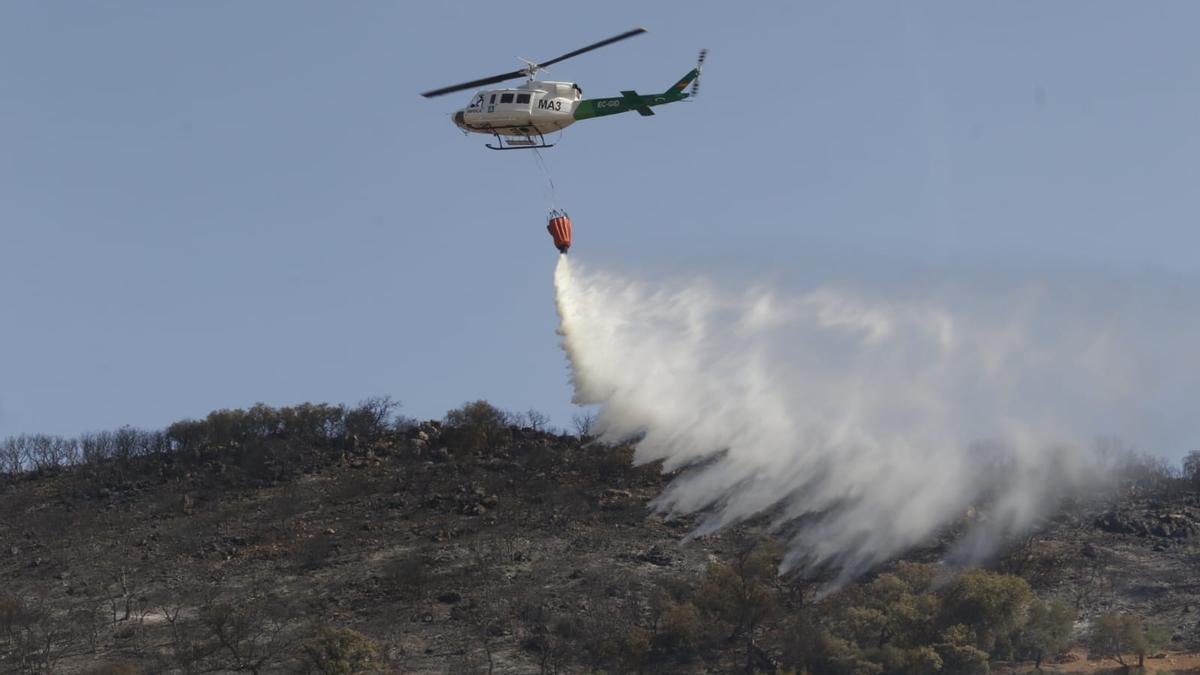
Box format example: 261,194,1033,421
297,533,336,570
301,626,381,674
344,396,400,446
655,600,705,656
382,554,429,598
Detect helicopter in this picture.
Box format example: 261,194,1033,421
421,28,704,150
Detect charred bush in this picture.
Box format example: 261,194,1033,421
301,626,382,674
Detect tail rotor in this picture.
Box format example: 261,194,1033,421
689,49,707,99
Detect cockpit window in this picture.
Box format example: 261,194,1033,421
489,94,496,104
500,93,514,104
516,93,530,104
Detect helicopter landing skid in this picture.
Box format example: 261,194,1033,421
486,131,555,151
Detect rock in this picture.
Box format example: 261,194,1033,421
1096,509,1198,540
637,546,673,567
1095,510,1139,535
599,489,634,511
1158,513,1198,539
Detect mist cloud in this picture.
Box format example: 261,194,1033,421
553,256,1199,584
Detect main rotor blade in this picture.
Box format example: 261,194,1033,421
538,27,647,69
419,27,646,98
420,69,528,98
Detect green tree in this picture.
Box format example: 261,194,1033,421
940,569,1032,658
1016,599,1075,669
1088,611,1170,671
443,400,510,454
935,624,991,675
881,644,944,675
782,622,882,675
694,540,782,671
840,572,940,648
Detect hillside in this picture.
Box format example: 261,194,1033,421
2,400,1199,674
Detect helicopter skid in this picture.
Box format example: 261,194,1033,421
485,130,555,151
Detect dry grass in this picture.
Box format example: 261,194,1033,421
996,647,1200,674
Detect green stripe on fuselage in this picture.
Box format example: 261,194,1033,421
573,90,687,121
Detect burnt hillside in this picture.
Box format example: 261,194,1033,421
2,400,1199,674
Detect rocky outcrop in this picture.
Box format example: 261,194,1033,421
1095,508,1200,539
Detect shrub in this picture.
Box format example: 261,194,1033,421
344,396,399,444
1184,450,1200,486
656,600,705,655
302,626,381,674
0,591,29,636
297,533,335,570
165,420,207,454
383,554,428,598
443,400,510,454
280,403,347,443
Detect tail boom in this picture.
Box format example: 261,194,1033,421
572,67,698,121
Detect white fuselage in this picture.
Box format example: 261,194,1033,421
451,80,581,138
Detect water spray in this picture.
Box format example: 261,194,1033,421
553,259,1200,583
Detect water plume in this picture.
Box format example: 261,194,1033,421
553,254,1199,584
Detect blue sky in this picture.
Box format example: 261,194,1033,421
3,1,1200,438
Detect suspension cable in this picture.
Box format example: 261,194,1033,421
531,147,557,211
